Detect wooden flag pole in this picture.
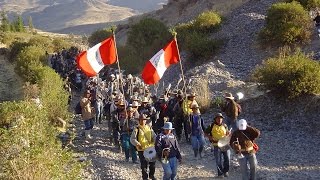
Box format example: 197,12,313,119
112,27,129,131
172,31,187,96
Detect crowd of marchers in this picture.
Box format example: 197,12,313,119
51,48,261,180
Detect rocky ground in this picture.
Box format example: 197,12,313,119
71,91,320,180
69,0,320,179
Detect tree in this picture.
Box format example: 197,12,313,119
13,15,25,32
0,11,10,32
28,16,34,32
88,28,113,47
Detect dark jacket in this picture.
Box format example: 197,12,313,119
155,132,182,160
221,99,239,120
230,126,260,154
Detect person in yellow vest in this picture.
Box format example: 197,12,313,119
130,114,157,180
182,92,199,143
205,113,230,178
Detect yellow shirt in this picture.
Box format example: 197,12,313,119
211,124,227,146
137,125,154,151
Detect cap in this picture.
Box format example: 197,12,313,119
238,119,247,130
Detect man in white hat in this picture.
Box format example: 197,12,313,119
155,122,182,180
221,92,241,131
230,119,260,180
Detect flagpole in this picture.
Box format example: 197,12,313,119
112,27,129,130
173,32,187,96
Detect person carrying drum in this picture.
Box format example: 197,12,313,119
205,113,230,178
130,114,157,180
155,122,182,180
230,119,260,180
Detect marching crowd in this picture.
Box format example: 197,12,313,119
50,48,261,180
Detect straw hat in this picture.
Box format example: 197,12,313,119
132,101,140,107
117,100,125,106
188,92,196,97
141,97,150,103
139,114,150,120
224,92,234,100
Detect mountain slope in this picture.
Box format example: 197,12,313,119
0,0,166,33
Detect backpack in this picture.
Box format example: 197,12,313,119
74,102,82,114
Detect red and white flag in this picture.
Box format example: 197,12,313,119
77,36,117,77
142,39,180,84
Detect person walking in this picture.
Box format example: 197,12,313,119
205,113,230,178
130,114,157,180
221,92,240,131
155,122,182,180
120,107,138,163
80,90,95,142
189,104,206,159
230,119,260,180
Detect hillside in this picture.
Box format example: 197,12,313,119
0,0,167,34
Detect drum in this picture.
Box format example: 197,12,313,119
143,146,157,162
217,135,231,152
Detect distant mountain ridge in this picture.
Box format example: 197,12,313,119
0,0,167,34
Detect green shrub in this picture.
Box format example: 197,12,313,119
37,66,70,122
0,32,30,46
194,11,222,33
28,35,54,51
118,45,141,74
0,101,82,180
287,0,320,10
15,45,46,83
184,31,219,60
259,1,312,46
124,18,172,73
88,28,113,47
253,50,320,98
52,38,72,52
7,41,30,62
128,18,171,50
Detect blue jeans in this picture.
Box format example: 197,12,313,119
161,157,178,180
214,146,230,176
225,116,237,132
239,153,257,180
191,134,205,150
121,133,137,162
84,118,94,130
95,101,103,123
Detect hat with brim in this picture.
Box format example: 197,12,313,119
162,122,174,130
188,92,196,97
142,97,150,103
132,101,140,107
224,92,234,100
139,114,150,120
117,100,125,106
214,113,224,119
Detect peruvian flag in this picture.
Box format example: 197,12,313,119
77,36,117,77
142,39,180,84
